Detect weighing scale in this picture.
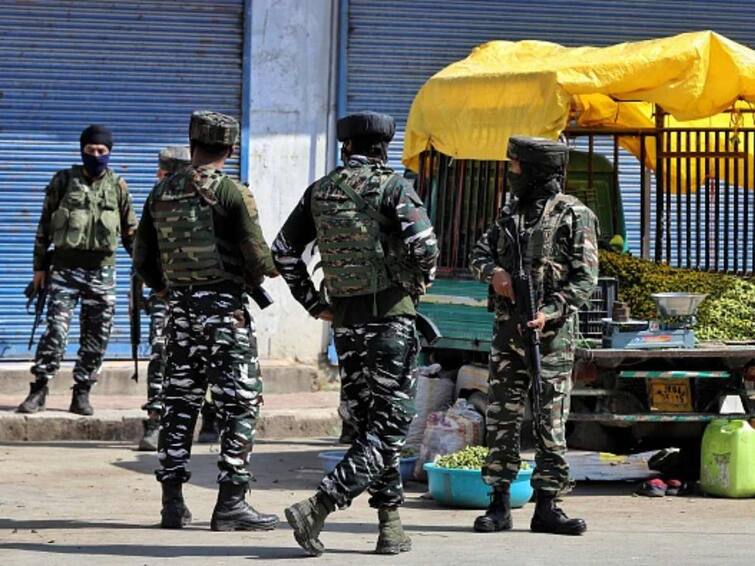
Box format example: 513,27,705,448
602,293,707,350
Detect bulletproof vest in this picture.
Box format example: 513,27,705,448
310,162,395,298
497,193,579,301
50,166,121,253
150,168,243,288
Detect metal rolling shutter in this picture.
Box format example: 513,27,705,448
0,0,245,359
345,0,755,257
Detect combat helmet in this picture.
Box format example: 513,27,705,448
507,136,569,169
189,111,240,146
158,145,191,174
337,111,396,142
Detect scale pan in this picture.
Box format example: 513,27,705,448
651,293,708,317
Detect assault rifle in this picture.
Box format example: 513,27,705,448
24,251,53,350
129,269,142,382
504,219,544,425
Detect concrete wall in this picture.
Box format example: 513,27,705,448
248,0,337,362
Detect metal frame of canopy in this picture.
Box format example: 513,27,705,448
416,103,755,275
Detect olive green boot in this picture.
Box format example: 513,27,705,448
375,507,412,555
285,491,335,557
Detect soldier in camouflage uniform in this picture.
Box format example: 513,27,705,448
137,146,191,452
469,137,598,536
272,111,438,557
17,125,137,416
133,111,279,531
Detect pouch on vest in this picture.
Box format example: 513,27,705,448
311,165,393,298
151,172,239,288
51,169,120,253
94,187,120,252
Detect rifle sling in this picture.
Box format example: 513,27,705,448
330,172,392,229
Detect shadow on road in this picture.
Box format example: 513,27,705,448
0,542,348,560
0,519,159,531
111,447,331,492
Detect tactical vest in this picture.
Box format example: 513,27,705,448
150,168,243,288
497,193,580,304
50,166,121,253
310,163,396,298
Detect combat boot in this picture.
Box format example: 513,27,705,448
285,490,336,557
473,485,512,532
69,384,93,416
210,482,279,531
375,507,412,554
530,490,587,535
160,480,192,529
138,413,160,451
17,381,48,414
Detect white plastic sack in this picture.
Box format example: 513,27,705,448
414,398,484,481
404,364,455,452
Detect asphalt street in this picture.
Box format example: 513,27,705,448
0,439,753,565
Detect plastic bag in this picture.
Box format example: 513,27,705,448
414,398,484,481
404,364,455,452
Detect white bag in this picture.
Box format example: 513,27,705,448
404,364,455,452
414,399,484,481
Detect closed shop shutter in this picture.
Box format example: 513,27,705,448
0,0,246,358
345,0,755,257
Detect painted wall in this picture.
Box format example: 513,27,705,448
248,0,337,362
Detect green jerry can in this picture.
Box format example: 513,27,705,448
700,419,755,498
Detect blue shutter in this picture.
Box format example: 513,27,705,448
345,0,755,257
0,0,245,359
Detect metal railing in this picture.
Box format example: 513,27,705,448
416,122,755,276
656,127,754,273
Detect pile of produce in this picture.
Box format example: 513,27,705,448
599,251,755,341
435,445,530,470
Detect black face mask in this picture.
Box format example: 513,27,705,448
81,152,110,178
507,170,530,199
507,164,563,205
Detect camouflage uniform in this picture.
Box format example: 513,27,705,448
470,175,599,494
158,286,262,484
133,112,277,488
142,293,168,413
325,315,419,508
142,146,191,417
273,155,438,510
28,160,136,392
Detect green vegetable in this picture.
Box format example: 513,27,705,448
435,445,531,470
400,446,418,458
600,251,755,342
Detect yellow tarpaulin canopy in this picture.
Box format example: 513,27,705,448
403,31,755,188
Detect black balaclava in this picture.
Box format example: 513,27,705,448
80,125,113,177
508,163,563,204
506,136,568,221
508,164,564,224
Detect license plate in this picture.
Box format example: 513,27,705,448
648,379,692,412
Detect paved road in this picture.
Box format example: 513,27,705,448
0,440,753,565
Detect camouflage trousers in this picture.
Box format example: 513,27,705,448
142,293,168,414
156,287,262,485
31,266,116,386
482,318,574,494
320,316,418,510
